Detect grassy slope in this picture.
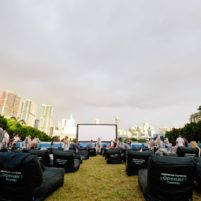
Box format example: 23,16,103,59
46,155,201,201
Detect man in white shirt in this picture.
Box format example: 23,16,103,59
2,130,9,148
176,135,185,147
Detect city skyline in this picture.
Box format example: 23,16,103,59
0,1,201,129
0,88,197,131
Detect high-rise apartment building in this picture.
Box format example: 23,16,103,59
19,99,38,127
0,90,21,118
38,104,53,135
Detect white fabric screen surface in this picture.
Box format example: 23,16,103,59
77,124,116,141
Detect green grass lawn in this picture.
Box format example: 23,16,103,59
46,155,201,201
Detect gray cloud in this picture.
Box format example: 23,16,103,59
0,0,201,128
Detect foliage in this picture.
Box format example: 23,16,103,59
0,115,7,129
138,138,146,143
0,115,51,141
131,137,138,142
165,121,201,144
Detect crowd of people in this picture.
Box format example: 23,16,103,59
0,123,41,150
0,121,200,155
145,134,201,156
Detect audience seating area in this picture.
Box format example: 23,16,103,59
0,152,64,201
1,141,201,201
0,142,95,200
102,143,201,200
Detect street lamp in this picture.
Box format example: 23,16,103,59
115,116,119,125
115,116,119,137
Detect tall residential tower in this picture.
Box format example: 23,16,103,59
19,99,38,127
0,90,21,118
38,104,53,135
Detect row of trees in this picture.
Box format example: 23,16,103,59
0,115,51,141
165,121,201,145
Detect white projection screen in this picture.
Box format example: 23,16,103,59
77,124,117,142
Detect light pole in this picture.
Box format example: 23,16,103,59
115,116,119,137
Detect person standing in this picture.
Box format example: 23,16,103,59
24,135,32,149
116,137,123,148
2,129,9,149
176,135,185,147
96,137,102,154
0,124,5,150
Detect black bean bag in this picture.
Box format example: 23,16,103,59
126,150,152,175
79,148,89,160
64,150,83,164
138,155,196,201
53,150,80,172
106,149,122,164
88,148,96,156
119,148,128,162
195,157,201,185
177,146,199,157
0,152,64,201
102,147,108,157
23,149,51,167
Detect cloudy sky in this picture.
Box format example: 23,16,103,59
0,1,201,129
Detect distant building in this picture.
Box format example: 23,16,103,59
158,127,171,135
34,119,40,129
38,104,53,135
49,126,54,136
19,99,38,127
54,115,76,140
0,90,21,118
118,129,131,138
129,122,155,139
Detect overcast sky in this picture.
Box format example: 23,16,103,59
0,1,201,129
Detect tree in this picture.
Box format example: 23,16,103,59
165,121,201,144
0,116,52,141
0,115,7,129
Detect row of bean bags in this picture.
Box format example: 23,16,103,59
23,149,51,167
0,152,64,201
23,149,81,172
105,147,150,165
126,147,201,175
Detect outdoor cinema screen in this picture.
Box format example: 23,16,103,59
77,124,117,142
